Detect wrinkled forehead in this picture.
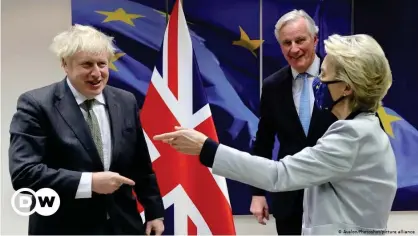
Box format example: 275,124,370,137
68,50,111,62
278,18,312,41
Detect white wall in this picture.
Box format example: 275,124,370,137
1,0,417,235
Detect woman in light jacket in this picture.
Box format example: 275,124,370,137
154,34,397,235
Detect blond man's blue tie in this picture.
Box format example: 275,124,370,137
298,73,311,136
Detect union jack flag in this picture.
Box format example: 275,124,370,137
137,0,236,234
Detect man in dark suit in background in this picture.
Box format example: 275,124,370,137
249,10,337,234
8,24,165,235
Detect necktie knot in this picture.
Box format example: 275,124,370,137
83,99,95,111
297,73,308,80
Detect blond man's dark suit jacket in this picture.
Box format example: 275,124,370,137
8,79,164,235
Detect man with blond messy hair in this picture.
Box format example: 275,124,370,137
8,24,165,235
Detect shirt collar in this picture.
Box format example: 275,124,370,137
291,54,320,79
66,78,106,105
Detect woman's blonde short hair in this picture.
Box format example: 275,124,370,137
324,34,392,112
50,24,116,61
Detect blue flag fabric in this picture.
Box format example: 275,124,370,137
313,0,352,58
379,107,418,210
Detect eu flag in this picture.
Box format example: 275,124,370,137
378,107,418,210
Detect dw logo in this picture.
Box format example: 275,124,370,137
11,188,60,216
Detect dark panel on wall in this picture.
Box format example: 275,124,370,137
354,0,418,129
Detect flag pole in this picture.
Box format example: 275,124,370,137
259,0,263,99
351,0,355,34
165,0,169,25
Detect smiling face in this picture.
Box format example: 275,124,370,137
63,51,109,98
278,17,318,73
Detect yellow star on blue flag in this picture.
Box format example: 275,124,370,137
232,26,263,57
96,8,144,26
109,52,125,71
377,106,402,138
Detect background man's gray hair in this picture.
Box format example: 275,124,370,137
274,9,319,42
